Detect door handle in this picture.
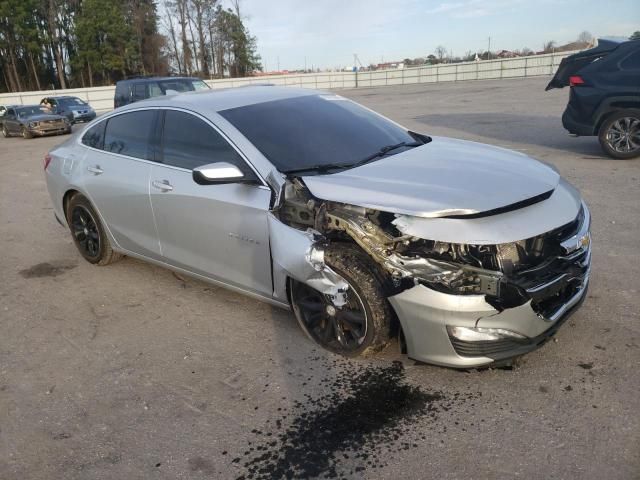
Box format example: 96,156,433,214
151,180,173,192
87,165,103,175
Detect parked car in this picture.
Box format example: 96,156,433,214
45,87,591,368
114,76,210,108
40,96,97,124
0,104,17,129
547,38,640,159
2,105,71,139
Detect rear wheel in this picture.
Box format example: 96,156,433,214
66,194,122,265
290,243,392,357
598,109,640,159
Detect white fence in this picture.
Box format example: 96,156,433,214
0,51,573,113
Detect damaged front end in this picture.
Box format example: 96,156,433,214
271,177,591,368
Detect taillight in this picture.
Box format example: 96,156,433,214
569,75,585,87
44,153,52,170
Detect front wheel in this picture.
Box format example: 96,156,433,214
598,109,640,159
66,194,122,265
22,127,33,139
2,126,9,137
290,243,392,357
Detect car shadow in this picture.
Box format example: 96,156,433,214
414,112,608,158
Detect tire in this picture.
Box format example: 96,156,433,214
598,109,640,159
2,125,9,138
22,127,33,139
65,194,122,266
290,243,392,357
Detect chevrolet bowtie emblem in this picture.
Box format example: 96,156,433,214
579,233,591,250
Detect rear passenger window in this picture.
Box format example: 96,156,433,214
620,50,640,70
161,110,246,171
82,121,106,149
104,110,156,159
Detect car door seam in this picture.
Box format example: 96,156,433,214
148,165,164,257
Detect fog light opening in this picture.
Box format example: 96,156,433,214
447,326,526,342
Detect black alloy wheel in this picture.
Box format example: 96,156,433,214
70,205,101,259
289,243,393,357
291,279,368,353
598,109,640,159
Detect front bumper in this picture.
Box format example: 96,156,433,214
30,125,70,136
389,206,592,368
71,111,96,123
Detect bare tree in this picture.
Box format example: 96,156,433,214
542,40,556,53
174,0,193,75
434,45,447,62
577,31,593,44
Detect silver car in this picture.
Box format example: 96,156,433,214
44,87,591,368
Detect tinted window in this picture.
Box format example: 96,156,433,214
104,110,156,159
82,121,107,149
161,110,245,170
219,95,417,173
58,97,86,106
133,84,147,101
17,106,47,117
621,50,640,70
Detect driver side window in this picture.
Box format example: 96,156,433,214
160,110,249,173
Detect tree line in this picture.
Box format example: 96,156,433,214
0,0,262,93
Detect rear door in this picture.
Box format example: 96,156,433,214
149,109,273,295
81,109,162,259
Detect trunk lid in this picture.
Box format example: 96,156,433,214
545,39,622,90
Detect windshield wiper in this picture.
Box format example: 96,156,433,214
284,138,427,176
349,141,423,169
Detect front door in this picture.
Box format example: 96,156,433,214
149,109,272,296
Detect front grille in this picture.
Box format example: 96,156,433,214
508,204,591,319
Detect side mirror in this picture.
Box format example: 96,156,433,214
193,162,254,185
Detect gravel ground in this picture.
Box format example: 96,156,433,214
1,76,639,480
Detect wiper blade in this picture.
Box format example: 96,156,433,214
283,163,354,175
284,138,427,175
350,141,424,169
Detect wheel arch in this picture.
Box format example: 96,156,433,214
594,96,640,133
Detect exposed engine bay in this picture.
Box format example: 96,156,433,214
275,178,591,319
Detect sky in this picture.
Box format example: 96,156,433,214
237,0,640,71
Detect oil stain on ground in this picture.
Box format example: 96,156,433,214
234,360,478,479
19,262,76,278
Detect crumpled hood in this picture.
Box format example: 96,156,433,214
301,136,560,218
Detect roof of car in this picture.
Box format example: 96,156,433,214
116,85,321,114
116,76,202,85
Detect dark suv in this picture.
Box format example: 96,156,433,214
547,38,640,159
114,77,210,108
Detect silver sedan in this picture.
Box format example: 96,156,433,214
44,86,591,368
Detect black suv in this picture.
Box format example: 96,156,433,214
114,77,210,108
547,39,640,159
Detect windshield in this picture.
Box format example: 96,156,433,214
219,94,419,173
58,97,87,106
17,106,48,117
